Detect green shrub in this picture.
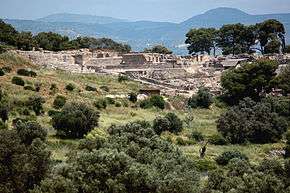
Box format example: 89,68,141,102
188,87,213,109
0,69,5,76
65,83,75,91
153,113,183,134
53,95,66,109
24,85,35,91
115,101,122,107
208,134,228,145
0,128,50,193
129,92,138,103
153,116,170,135
165,112,183,134
140,99,152,109
105,97,115,105
194,159,217,172
50,83,58,94
26,95,45,115
52,102,100,139
150,95,165,109
118,75,129,82
216,150,248,165
85,85,97,92
100,85,109,92
15,121,47,145
12,76,25,86
20,108,31,116
217,98,288,144
1,66,12,73
140,95,165,110
190,131,204,142
47,109,60,117
17,68,37,77
94,99,107,110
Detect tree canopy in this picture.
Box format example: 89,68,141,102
33,121,199,193
185,19,286,55
0,19,131,53
221,59,278,104
144,45,173,54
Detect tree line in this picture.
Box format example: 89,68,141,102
0,20,131,53
185,19,288,55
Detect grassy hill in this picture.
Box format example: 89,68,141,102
0,52,287,165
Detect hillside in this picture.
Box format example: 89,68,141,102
0,51,286,162
0,51,289,192
4,7,290,54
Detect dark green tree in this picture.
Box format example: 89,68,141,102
144,45,173,54
34,32,70,51
33,121,199,193
185,28,217,55
153,116,170,135
26,95,45,116
15,121,47,145
217,98,288,144
0,19,17,46
221,59,278,104
188,87,213,109
217,23,256,55
52,102,100,138
53,95,67,109
165,112,183,134
275,64,290,96
0,128,50,193
15,32,36,51
70,37,131,53
256,19,285,54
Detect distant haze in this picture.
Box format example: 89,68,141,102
1,0,290,22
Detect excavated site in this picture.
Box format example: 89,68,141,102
15,48,264,96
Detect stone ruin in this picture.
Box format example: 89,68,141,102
14,49,222,96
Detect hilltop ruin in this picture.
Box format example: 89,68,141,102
15,49,290,96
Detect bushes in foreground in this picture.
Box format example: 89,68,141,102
32,121,199,193
52,102,100,138
217,98,288,144
0,122,50,193
203,159,290,193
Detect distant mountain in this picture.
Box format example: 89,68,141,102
3,8,290,54
37,13,128,24
181,7,290,28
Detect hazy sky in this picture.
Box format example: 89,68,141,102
1,0,290,22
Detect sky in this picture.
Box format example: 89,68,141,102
1,0,290,22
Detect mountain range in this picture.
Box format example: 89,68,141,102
3,7,290,54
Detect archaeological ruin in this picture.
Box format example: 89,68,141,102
15,48,290,97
